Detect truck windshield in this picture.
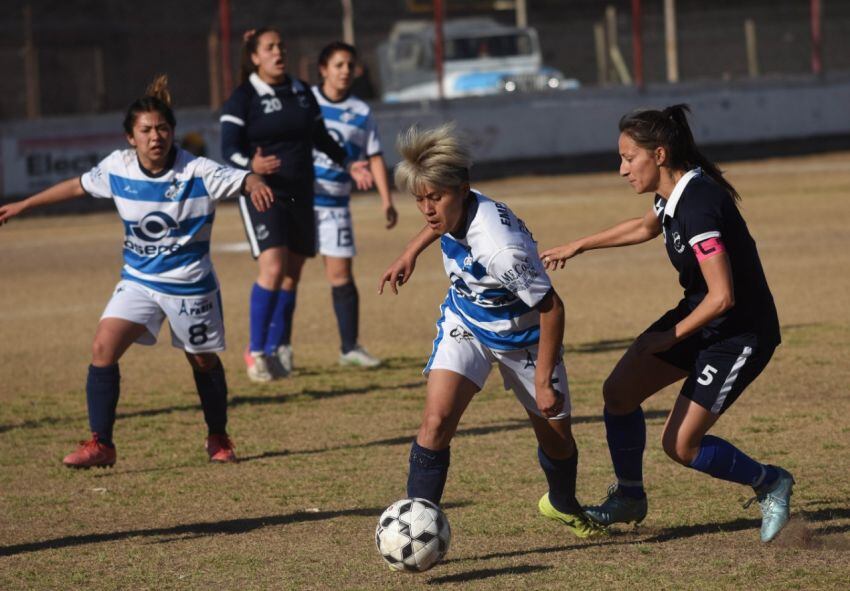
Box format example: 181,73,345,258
444,33,533,61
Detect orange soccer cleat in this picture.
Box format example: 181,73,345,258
63,436,117,469
205,434,237,463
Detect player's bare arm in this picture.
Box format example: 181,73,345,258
368,154,398,229
0,177,87,225
541,208,661,270
534,290,566,418
378,224,440,295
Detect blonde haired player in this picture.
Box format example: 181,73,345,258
379,124,604,538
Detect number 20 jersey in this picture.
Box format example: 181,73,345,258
80,148,248,296
439,191,552,351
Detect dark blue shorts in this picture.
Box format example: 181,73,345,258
644,305,777,415
238,183,316,258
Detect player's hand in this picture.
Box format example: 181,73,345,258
384,203,398,229
379,254,416,295
535,383,564,418
633,329,677,355
540,241,583,271
249,182,275,213
349,160,374,191
251,147,281,175
0,201,28,226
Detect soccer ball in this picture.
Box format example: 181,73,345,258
375,497,451,572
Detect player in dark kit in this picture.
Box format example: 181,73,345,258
541,105,794,543
220,27,373,382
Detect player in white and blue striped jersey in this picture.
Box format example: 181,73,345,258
312,42,398,368
0,76,274,469
379,124,605,538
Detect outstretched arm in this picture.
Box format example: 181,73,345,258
0,177,87,225
378,225,439,295
540,208,661,271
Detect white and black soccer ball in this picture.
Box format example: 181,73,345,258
375,497,451,572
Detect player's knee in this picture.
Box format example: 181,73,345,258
602,374,631,413
91,339,118,366
418,412,453,449
259,260,285,286
187,352,220,372
661,431,697,465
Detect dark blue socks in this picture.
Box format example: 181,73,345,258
264,289,296,354
86,364,120,447
538,447,581,513
407,440,450,505
332,282,359,354
192,359,228,436
689,434,778,489
604,407,647,498
250,283,277,353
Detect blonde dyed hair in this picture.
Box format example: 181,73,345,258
394,123,472,195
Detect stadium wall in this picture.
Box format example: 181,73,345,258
1,75,848,208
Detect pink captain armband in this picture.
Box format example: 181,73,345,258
692,236,727,262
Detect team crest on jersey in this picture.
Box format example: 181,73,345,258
672,231,686,253
131,212,179,242
462,255,474,271
164,180,187,200
339,110,356,124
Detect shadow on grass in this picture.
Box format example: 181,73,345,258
235,410,669,464
0,501,471,557
0,380,425,434
427,564,551,584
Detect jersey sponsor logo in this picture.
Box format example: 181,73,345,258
450,325,474,342
499,256,540,292
124,239,182,256
178,297,214,317
672,231,686,253
130,212,179,242
495,202,512,227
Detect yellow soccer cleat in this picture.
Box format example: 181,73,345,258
538,493,608,539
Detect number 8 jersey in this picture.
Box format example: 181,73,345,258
80,148,248,296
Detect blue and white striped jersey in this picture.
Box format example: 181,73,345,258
80,148,248,296
440,191,552,350
311,87,381,207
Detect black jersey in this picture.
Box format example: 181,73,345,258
220,73,347,197
653,169,780,343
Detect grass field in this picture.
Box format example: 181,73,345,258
1,152,849,590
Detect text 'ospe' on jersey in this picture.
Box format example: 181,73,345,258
654,168,780,343
438,191,552,351
80,148,248,296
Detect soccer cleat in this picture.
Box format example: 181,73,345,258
63,436,116,469
339,344,381,368
244,349,274,382
584,484,648,526
274,344,293,377
205,434,237,463
744,466,795,543
538,493,608,538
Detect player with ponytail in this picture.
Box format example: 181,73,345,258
541,104,793,543
0,76,275,468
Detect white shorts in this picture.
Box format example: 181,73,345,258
315,205,356,258
424,306,571,419
101,280,226,353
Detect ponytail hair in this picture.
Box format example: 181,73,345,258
241,27,282,84
619,104,740,201
122,74,176,134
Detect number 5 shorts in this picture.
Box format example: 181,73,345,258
423,305,571,420
645,303,776,415
100,279,225,353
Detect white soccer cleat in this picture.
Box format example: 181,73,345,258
245,350,274,383
339,344,381,368
274,344,293,376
